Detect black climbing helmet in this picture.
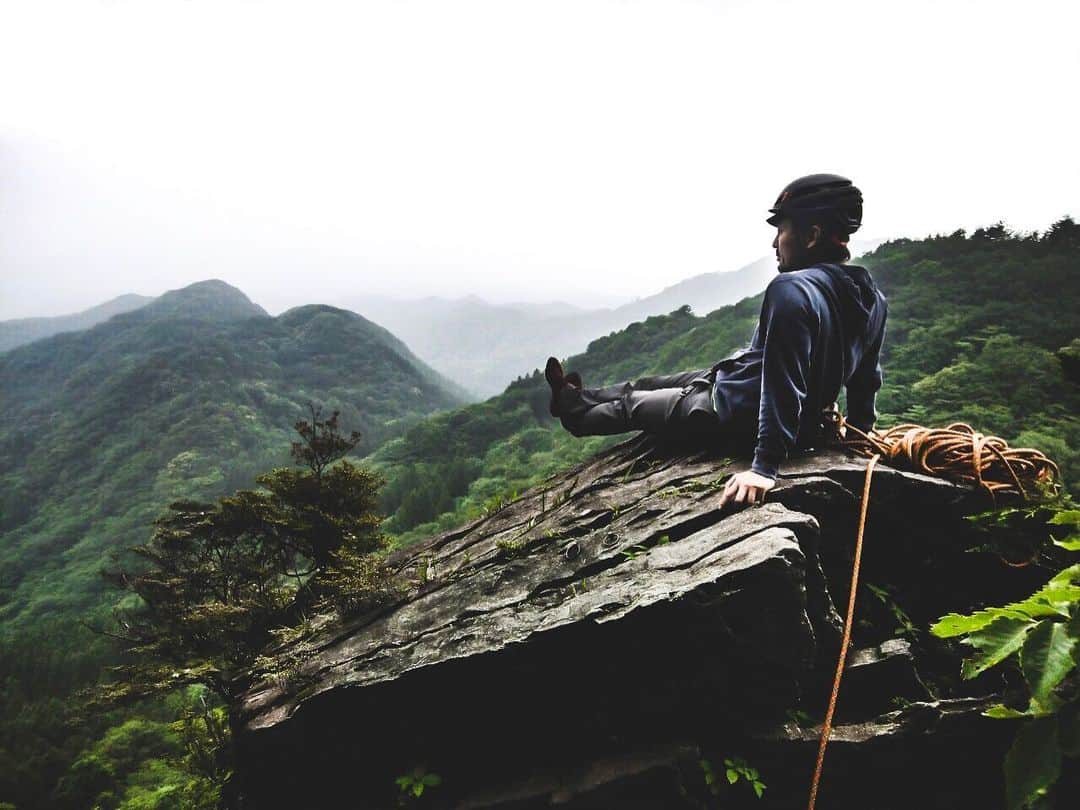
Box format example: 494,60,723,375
766,173,863,234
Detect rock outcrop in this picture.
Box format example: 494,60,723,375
233,437,1050,809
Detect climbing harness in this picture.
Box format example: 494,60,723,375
804,408,1062,810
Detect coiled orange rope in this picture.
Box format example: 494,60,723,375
806,410,1063,809
820,409,1062,503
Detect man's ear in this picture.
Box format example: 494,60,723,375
804,224,822,250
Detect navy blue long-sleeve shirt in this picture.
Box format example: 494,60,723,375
710,263,888,479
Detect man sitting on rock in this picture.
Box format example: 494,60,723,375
545,174,888,509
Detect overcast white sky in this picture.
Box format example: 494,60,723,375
1,0,1077,319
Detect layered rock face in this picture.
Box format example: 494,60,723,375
233,437,1049,809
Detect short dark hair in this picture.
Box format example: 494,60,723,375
794,220,852,263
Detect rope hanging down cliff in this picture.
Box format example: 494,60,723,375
804,409,1063,810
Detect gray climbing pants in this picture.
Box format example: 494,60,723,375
557,368,749,444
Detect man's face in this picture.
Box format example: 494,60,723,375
772,218,818,272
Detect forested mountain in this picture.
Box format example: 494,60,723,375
369,221,1080,545
0,279,472,808
0,293,154,353
0,279,465,634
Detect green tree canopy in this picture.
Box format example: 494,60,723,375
102,408,390,704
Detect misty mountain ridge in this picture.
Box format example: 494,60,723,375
345,240,882,397
3,241,879,398
342,253,783,397
125,278,269,324
0,279,266,355
0,292,154,353
0,278,467,631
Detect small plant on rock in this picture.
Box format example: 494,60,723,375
395,767,442,805
700,755,766,800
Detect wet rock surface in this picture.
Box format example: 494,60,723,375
232,436,1045,809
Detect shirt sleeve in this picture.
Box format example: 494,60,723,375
845,309,887,433
751,278,818,480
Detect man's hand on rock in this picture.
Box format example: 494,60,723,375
719,470,776,509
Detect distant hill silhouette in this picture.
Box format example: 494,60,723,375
0,292,154,353
343,257,775,397
129,278,268,323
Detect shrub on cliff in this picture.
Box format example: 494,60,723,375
100,407,392,705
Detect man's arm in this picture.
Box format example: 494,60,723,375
751,278,818,480
845,312,887,433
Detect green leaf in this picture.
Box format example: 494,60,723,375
1037,585,1080,606
1021,620,1078,706
1004,718,1061,810
753,780,766,798
934,606,1056,638
1053,534,1080,552
1049,563,1080,586
1049,510,1080,528
985,704,1031,719
932,569,1080,639
867,583,890,601
726,768,739,784
984,700,1058,719
960,617,1037,679
422,773,441,787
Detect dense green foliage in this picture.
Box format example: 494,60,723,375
0,282,462,809
0,679,222,810
50,688,226,810
932,504,1080,809
0,280,460,630
104,409,389,705
372,220,1080,543
3,414,391,810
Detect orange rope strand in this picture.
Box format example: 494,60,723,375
807,453,878,810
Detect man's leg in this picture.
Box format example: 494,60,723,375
566,368,712,408
558,371,720,440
